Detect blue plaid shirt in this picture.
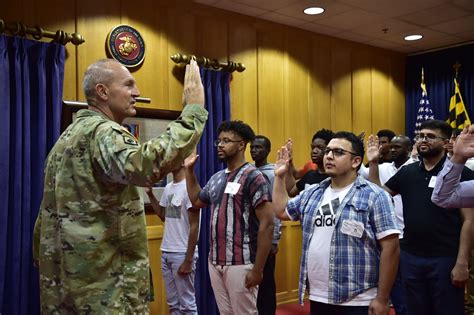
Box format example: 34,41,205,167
286,176,398,304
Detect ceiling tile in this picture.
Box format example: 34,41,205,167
315,9,386,30
351,18,418,39
430,15,474,34
259,11,307,27
298,22,344,36
383,28,449,45
398,4,470,27
457,30,474,40
233,0,299,11
275,0,355,22
194,0,220,4
333,31,376,44
453,0,474,12
339,0,447,17
213,0,268,17
407,35,465,50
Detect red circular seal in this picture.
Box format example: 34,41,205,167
106,25,145,67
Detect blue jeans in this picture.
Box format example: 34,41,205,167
390,264,407,315
161,251,198,315
400,250,464,315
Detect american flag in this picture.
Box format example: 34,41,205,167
414,81,434,135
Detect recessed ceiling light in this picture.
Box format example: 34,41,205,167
304,7,325,15
404,34,423,41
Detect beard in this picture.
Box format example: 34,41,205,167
417,144,445,158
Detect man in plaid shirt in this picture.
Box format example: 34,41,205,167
272,131,400,315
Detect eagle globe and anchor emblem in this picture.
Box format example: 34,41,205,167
106,24,145,68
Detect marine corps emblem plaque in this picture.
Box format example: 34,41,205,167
106,24,145,68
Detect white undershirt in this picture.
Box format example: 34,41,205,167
308,183,377,305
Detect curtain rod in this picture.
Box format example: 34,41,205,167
0,19,85,46
170,53,245,72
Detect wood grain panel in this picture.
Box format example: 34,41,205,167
229,21,258,127
371,53,391,133
352,48,373,139
166,7,196,111
257,29,286,152
330,40,353,132
121,0,168,110
284,29,311,168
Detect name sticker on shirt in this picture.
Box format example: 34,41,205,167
340,219,364,238
224,182,241,195
428,176,437,188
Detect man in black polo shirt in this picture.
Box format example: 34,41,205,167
384,120,474,315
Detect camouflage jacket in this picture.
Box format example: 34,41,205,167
33,104,208,314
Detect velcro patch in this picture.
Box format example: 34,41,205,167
123,136,139,146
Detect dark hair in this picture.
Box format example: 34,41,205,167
377,129,396,140
217,120,255,142
420,119,452,139
254,135,271,151
312,128,334,145
332,131,365,158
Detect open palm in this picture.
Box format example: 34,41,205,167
275,146,290,177
184,152,199,169
453,125,474,159
366,134,380,163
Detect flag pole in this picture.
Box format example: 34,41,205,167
421,67,427,95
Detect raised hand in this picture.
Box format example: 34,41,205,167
184,152,199,170
182,59,205,106
286,138,294,161
275,146,290,178
366,134,380,163
453,125,474,163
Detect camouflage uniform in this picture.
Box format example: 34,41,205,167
33,104,208,314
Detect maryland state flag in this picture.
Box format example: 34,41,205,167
447,78,471,129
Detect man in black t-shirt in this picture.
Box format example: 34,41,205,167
384,120,474,315
286,129,334,196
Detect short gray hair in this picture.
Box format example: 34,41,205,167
82,59,117,102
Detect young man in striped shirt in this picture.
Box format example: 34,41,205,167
184,120,275,315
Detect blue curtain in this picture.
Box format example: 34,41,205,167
194,68,231,315
0,35,65,315
405,43,474,138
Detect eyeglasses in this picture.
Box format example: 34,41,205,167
214,139,242,147
323,147,358,157
414,133,446,142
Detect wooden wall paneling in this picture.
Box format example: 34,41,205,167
284,29,311,168
275,221,303,304
352,47,373,139
165,7,197,111
76,0,122,102
388,55,406,134
145,221,166,315
257,27,287,156
121,0,168,110
330,40,353,132
309,34,332,146
228,21,258,128
371,53,391,133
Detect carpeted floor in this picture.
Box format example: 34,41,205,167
276,301,396,315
